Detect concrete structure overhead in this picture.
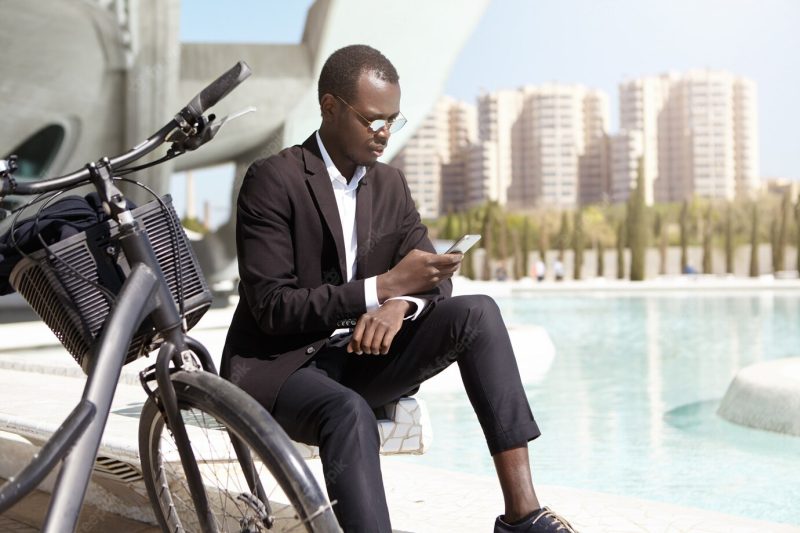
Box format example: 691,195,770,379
0,0,490,279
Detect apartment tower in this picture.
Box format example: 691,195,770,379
476,84,610,210
616,70,759,204
391,96,476,218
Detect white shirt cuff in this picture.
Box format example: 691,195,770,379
364,276,380,311
385,296,428,321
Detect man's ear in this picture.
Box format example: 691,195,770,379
320,93,338,123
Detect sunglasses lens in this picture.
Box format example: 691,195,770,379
388,116,407,133
368,120,387,133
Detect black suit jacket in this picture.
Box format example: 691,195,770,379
222,133,452,410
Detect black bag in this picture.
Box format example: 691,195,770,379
0,194,129,295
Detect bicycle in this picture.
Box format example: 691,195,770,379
0,61,341,533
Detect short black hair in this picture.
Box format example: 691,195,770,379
318,44,399,104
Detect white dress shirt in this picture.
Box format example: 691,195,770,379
315,132,427,328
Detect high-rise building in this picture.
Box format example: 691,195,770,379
609,129,644,202
493,84,609,209
395,70,759,216
473,84,610,210
476,90,524,207
440,140,501,213
579,90,611,205
616,69,759,204
391,96,476,218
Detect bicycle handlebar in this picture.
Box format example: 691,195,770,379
0,61,252,198
183,61,251,120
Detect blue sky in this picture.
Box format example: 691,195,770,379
178,0,799,225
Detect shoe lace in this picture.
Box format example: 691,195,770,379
530,507,579,532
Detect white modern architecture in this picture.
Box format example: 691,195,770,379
1,0,490,277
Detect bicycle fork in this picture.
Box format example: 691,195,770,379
139,336,273,533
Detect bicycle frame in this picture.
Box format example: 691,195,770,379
0,61,260,532
0,168,219,532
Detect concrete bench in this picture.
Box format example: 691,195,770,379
292,396,433,459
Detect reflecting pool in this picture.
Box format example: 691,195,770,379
413,292,800,525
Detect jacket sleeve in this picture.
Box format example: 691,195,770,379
391,169,453,302
236,159,366,335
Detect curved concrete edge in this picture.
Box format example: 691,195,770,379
718,357,800,437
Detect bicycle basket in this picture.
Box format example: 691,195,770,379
9,195,212,373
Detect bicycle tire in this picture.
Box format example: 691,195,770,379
138,371,341,532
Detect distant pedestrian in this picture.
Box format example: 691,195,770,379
553,259,564,281
534,257,546,282
495,265,508,281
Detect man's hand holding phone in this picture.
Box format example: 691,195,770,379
443,234,481,255
377,249,462,301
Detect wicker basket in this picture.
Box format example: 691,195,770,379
9,195,212,373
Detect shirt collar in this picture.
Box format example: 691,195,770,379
316,130,366,191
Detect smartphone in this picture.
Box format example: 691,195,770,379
444,234,481,254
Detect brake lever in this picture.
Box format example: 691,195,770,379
218,106,257,127
197,106,256,144
169,106,256,154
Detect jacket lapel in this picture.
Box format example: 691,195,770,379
354,171,372,279
302,135,347,282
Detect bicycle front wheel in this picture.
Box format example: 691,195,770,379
138,371,341,532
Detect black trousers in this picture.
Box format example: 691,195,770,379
229,294,541,533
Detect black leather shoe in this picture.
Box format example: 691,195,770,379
493,507,579,532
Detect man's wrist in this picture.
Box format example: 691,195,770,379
377,271,398,302
381,297,411,315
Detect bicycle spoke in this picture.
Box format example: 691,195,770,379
140,373,340,532
156,406,313,531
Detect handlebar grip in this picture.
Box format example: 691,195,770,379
184,61,252,119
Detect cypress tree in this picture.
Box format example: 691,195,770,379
597,240,605,278
679,200,689,273
628,158,647,280
538,218,549,265
442,211,458,240
749,202,759,277
654,212,667,276
573,209,584,280
724,203,734,274
498,211,509,261
557,211,569,262
776,192,790,273
512,227,523,280
521,217,531,278
497,209,511,280
481,204,493,280
796,193,800,275
616,219,626,279
702,206,713,274
770,218,778,273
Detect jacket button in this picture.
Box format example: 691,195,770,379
306,346,315,354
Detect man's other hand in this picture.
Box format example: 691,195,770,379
377,249,462,301
348,299,410,355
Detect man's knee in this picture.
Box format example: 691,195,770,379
446,294,502,327
318,390,379,445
